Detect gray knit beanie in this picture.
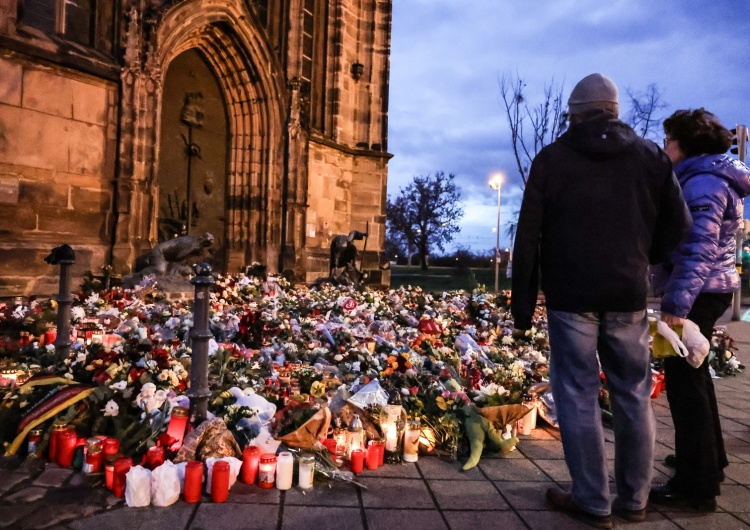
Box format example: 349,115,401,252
568,73,619,117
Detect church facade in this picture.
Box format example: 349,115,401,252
0,0,392,297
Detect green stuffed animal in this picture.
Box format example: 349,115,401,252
462,408,519,470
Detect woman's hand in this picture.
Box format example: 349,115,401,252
660,312,685,328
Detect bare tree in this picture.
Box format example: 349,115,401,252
499,72,567,186
625,83,668,140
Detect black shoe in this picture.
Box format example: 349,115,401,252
663,454,725,481
617,507,647,522
649,484,716,512
546,487,614,529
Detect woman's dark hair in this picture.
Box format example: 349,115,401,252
663,108,733,158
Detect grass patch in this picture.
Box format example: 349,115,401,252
389,265,512,293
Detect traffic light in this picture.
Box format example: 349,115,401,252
731,125,748,162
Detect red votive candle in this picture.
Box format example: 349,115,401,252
112,457,133,498
211,461,231,503
104,456,117,490
258,454,277,489
48,423,68,462
350,449,365,474
241,446,260,485
56,430,78,468
183,461,204,503
366,442,379,470
102,438,120,458
322,438,337,455
166,407,189,451
146,446,165,469
371,439,385,467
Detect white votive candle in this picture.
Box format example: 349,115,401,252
276,452,293,490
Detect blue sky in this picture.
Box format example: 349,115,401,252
387,0,750,254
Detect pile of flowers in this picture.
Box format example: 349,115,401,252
0,273,742,464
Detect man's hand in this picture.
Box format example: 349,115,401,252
660,312,685,328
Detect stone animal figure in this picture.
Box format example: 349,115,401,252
122,232,214,289
329,230,367,275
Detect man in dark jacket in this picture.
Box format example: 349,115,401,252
511,73,691,529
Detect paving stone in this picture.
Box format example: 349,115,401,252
32,467,74,487
416,456,484,480
365,508,448,530
443,510,527,530
68,505,194,530
354,461,421,478
282,506,363,530
517,440,565,460
479,457,546,481
5,486,47,504
716,484,750,512
494,480,556,510
0,505,38,530
284,480,360,506
532,459,572,482
228,481,281,504
427,479,507,510
0,472,31,496
189,503,277,530
359,478,434,509
724,463,750,485
662,511,746,529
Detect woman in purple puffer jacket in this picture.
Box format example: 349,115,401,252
650,108,750,512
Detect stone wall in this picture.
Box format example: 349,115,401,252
0,53,118,296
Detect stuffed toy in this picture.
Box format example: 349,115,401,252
462,404,531,470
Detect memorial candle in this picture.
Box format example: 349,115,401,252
146,446,165,469
183,461,204,503
275,452,293,490
210,461,230,503
298,454,315,490
403,420,421,463
56,430,78,468
258,454,277,489
48,423,68,462
366,441,379,470
166,406,189,451
112,457,133,498
241,446,260,485
350,449,365,474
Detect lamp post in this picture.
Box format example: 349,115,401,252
489,174,503,294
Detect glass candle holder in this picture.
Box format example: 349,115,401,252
366,441,379,470
382,404,405,464
298,454,315,490
112,457,133,498
241,446,260,485
102,437,120,458
56,430,78,468
518,393,538,435
183,461,204,503
82,437,103,474
258,454,277,489
104,455,117,490
211,461,231,503
146,446,165,469
166,406,189,451
403,420,421,463
276,452,293,490
48,422,68,462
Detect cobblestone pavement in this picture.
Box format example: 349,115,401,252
2,317,749,530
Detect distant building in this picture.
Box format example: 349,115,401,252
0,0,391,296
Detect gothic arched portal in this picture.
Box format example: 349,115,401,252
157,49,229,272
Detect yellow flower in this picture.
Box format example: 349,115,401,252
310,381,327,398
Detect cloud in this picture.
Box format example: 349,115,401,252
388,0,750,253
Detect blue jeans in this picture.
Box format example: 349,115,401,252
548,310,654,515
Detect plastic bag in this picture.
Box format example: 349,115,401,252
205,457,242,494
681,319,710,369
651,319,710,368
151,460,180,507
125,465,152,507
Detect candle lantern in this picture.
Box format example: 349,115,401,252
241,446,260,485
403,420,421,463
27,429,42,455
382,404,405,464
333,419,349,460
298,454,315,490
418,427,437,454
211,461,231,503
56,430,78,468
112,457,133,498
258,453,277,489
518,393,538,435
183,460,204,503
146,446,165,469
102,437,120,458
166,406,189,451
350,449,365,474
82,437,103,474
275,452,294,490
347,414,365,457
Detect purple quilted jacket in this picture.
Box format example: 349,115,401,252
656,154,750,318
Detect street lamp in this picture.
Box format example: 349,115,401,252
489,174,503,294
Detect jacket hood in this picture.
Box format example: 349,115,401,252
675,154,750,199
558,116,638,159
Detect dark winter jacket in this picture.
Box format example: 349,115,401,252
511,115,691,330
654,154,750,318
